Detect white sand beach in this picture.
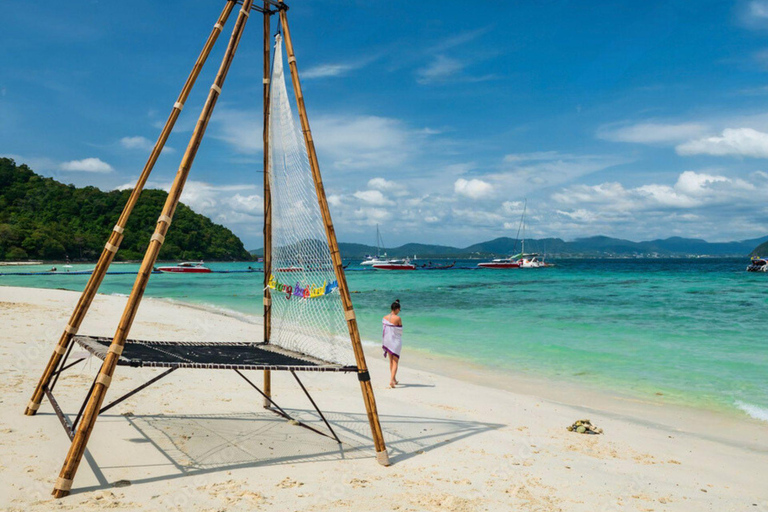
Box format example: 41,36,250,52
0,285,766,511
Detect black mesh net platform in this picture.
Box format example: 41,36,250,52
74,336,356,372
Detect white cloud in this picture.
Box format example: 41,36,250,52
60,157,113,173
489,152,629,196
553,170,759,211
211,109,262,154
454,178,493,199
227,194,263,216
416,55,464,84
116,180,259,225
120,136,175,154
739,0,768,29
303,63,355,79
547,170,768,241
367,177,409,196
353,189,394,206
120,136,153,151
676,127,768,158
313,114,433,171
598,122,709,144
353,206,391,225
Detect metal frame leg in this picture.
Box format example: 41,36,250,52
233,369,340,443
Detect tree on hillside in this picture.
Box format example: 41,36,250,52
0,158,253,261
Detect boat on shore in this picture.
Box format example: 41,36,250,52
157,261,212,274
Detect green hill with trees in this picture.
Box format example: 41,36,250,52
0,158,251,261
750,241,768,257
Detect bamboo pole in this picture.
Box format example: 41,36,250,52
51,1,255,498
24,0,237,417
262,0,273,408
278,6,390,466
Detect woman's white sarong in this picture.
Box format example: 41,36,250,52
382,319,402,358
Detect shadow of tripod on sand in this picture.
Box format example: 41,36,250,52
73,408,504,494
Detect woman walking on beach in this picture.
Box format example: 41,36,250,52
382,299,403,388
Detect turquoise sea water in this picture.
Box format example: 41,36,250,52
2,258,767,421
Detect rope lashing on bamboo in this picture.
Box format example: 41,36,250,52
113,225,124,234
173,102,184,111
214,22,223,30
157,214,172,225
107,344,124,356
211,84,222,94
95,373,111,387
105,243,118,253
345,310,356,321
54,345,67,355
26,401,40,412
55,478,73,492
150,233,165,244
64,324,78,335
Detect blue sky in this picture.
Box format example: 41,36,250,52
3,0,768,249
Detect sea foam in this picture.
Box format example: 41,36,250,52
735,400,768,422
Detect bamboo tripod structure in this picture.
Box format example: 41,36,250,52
23,0,238,418
23,0,389,498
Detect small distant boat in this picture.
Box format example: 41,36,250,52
373,259,415,271
478,258,520,269
747,257,768,272
157,261,212,273
421,261,456,270
276,266,305,272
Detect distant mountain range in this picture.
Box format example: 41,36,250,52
253,235,768,259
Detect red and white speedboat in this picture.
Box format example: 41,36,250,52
373,259,415,271
477,258,520,269
157,261,212,273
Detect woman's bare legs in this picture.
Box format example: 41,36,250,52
389,353,399,387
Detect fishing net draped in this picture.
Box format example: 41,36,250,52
267,35,354,367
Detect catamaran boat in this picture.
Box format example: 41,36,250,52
361,224,396,266
515,253,552,268
361,255,394,266
157,261,212,273
373,259,415,271
747,257,768,272
478,199,553,269
477,258,521,269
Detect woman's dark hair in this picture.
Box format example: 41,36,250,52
391,299,401,311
